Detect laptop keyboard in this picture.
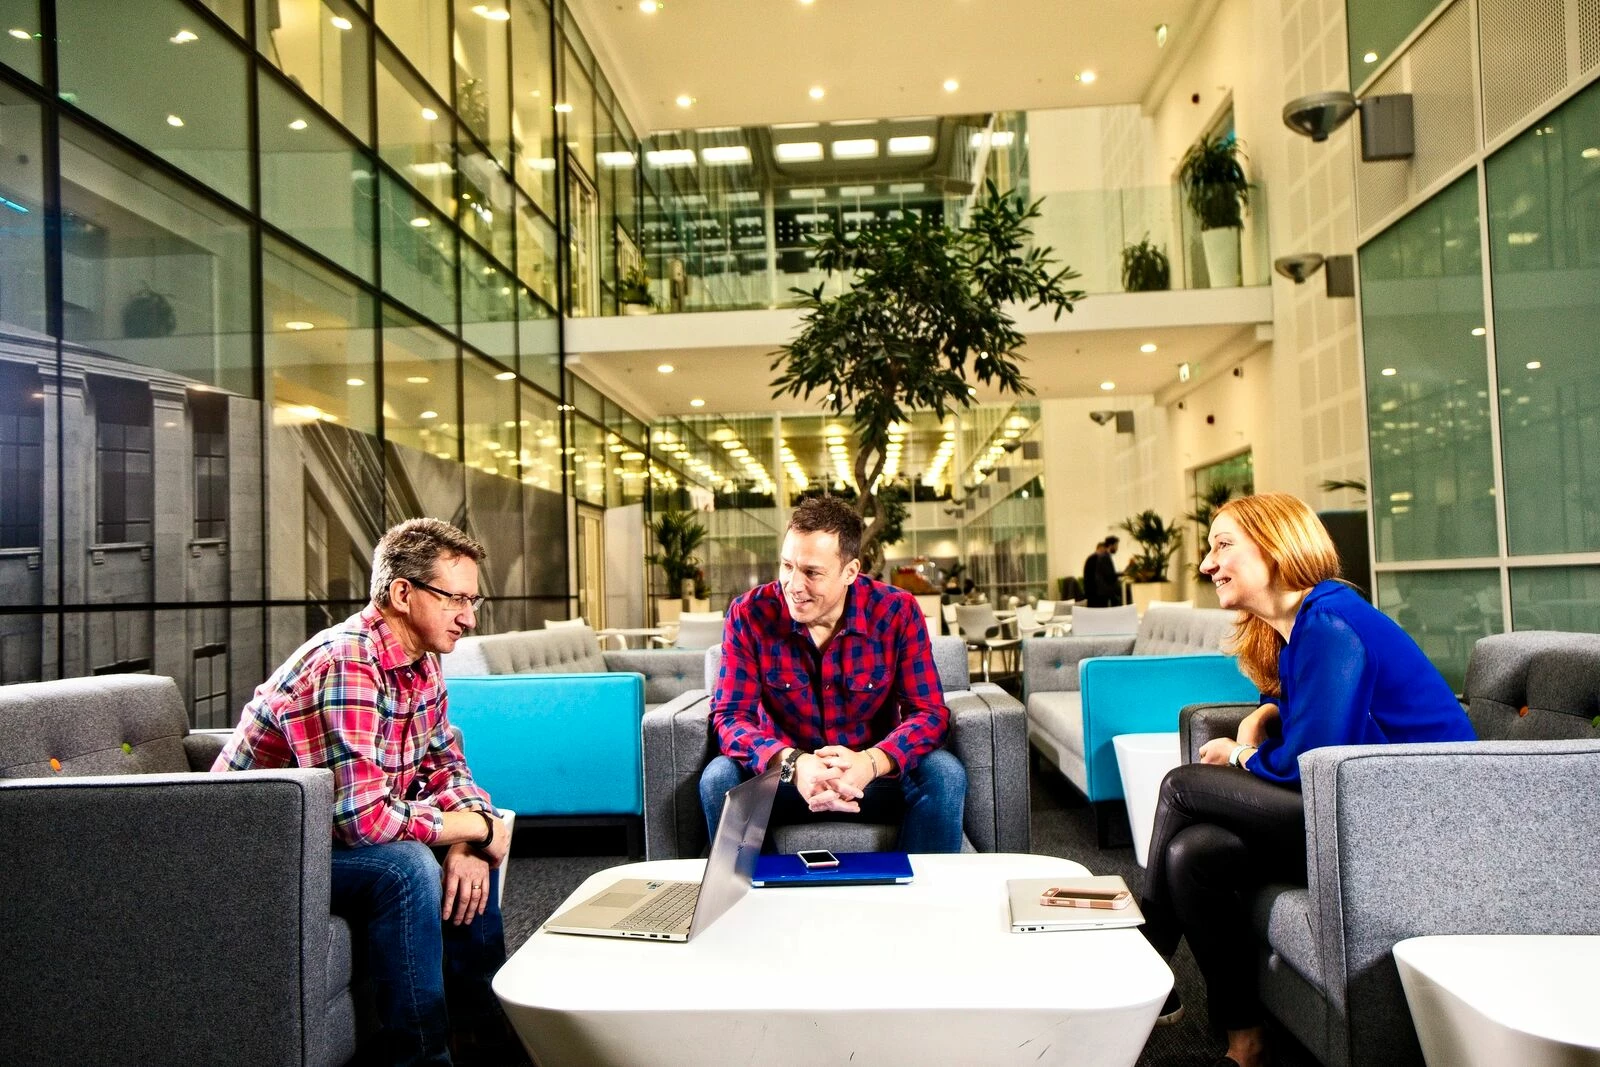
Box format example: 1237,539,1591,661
613,881,699,932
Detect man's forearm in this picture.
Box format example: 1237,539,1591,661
435,808,496,847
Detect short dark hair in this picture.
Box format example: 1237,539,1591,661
1104,535,1120,546
788,495,862,565
370,518,485,607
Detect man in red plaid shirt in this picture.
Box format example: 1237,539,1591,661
701,495,967,852
215,518,522,1065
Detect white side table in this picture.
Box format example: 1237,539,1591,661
1112,732,1181,868
1394,935,1600,1065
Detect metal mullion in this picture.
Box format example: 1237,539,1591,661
40,0,64,676
367,5,388,527
243,0,268,630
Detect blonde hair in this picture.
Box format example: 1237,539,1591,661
1216,493,1342,694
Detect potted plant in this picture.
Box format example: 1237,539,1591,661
121,285,177,338
1118,509,1184,614
1185,481,1239,607
1120,235,1171,292
645,509,706,615
618,263,654,315
1178,134,1250,288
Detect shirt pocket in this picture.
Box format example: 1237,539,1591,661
842,666,890,718
763,667,813,720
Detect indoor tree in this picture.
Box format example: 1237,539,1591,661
645,509,707,601
771,181,1084,568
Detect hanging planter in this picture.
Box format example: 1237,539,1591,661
121,285,177,338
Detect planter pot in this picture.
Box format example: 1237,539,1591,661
1201,227,1242,288
1192,580,1221,610
655,598,681,627
621,302,652,316
1130,581,1175,616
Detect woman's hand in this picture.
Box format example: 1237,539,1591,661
1236,703,1280,747
1198,737,1238,765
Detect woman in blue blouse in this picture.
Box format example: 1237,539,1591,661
1140,493,1474,1067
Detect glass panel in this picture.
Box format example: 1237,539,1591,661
518,382,565,598
66,606,155,676
379,171,457,330
258,68,377,280
569,413,605,505
262,237,382,601
1376,569,1501,692
373,0,450,97
0,610,48,681
0,361,47,612
461,240,516,361
0,0,42,83
0,84,47,334
381,304,458,458
515,191,558,306
376,43,456,216
57,0,251,204
1486,80,1600,556
561,43,595,179
258,0,371,141
517,380,560,491
453,0,511,165
59,121,254,398
457,142,514,266
1345,0,1436,87
1359,172,1496,561
193,0,246,33
510,0,556,215
1510,566,1600,633
517,285,558,394
461,350,522,616
569,374,601,420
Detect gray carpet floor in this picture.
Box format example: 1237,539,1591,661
496,764,1318,1067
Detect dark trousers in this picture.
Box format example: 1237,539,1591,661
1139,763,1306,1031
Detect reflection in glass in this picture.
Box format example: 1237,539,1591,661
458,141,514,267
57,0,250,204
1359,173,1496,561
374,0,452,96
258,68,377,280
517,381,560,492
377,44,456,216
1510,567,1600,633
462,242,516,362
462,351,522,617
381,305,458,459
59,122,254,398
0,84,46,334
1486,81,1600,556
562,43,595,179
569,414,606,505
510,0,556,215
517,287,559,394
453,0,511,164
1376,569,1500,692
515,192,559,306
1344,0,1435,88
257,0,371,141
0,0,41,83
379,171,457,330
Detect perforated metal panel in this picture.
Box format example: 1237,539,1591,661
1479,0,1569,141
1410,0,1479,189
1356,66,1411,235
1581,0,1600,75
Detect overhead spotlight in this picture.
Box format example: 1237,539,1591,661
1273,253,1354,297
1274,253,1325,284
1089,410,1114,426
1282,91,1413,160
1089,410,1135,433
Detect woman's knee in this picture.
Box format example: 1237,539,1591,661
1164,823,1248,890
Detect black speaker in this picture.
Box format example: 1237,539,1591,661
1318,509,1371,599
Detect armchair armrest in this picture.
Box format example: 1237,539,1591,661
1179,702,1257,764
1078,654,1258,801
641,688,714,859
183,728,230,771
1297,739,1600,1066
0,769,337,1066
947,684,1031,853
1021,636,1138,697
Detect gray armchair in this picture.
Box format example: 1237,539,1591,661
1177,631,1600,1066
0,675,355,1067
642,635,1031,859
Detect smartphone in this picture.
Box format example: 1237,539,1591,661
797,849,840,870
1039,886,1132,910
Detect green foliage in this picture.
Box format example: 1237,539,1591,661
645,510,706,590
772,181,1084,563
1179,134,1250,231
122,285,177,339
796,483,909,570
1120,235,1171,292
617,264,653,306
1320,477,1368,504
1119,509,1185,584
1185,481,1240,582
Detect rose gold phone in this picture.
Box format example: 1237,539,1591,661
1039,886,1132,910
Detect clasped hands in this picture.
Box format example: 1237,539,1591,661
794,745,878,813
1198,702,1279,767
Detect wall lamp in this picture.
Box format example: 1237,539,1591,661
1273,253,1355,298
1282,90,1413,161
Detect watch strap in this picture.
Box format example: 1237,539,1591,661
778,748,801,784
474,809,496,850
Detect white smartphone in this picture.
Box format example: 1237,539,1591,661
797,849,840,870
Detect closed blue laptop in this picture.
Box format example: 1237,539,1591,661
751,851,915,887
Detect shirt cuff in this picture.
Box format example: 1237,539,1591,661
749,737,787,774
408,805,443,844
874,735,916,776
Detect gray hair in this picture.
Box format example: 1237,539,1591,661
369,518,485,608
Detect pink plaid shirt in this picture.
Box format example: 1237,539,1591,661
213,605,492,846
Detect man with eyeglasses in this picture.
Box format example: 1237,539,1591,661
214,518,525,1065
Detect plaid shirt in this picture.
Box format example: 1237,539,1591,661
213,605,492,846
712,575,949,774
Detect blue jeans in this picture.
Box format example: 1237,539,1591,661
330,841,509,1066
699,749,968,853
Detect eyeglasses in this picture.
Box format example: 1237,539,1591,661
410,580,485,612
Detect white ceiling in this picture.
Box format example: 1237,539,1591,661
571,0,1204,132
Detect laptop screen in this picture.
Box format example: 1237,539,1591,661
687,767,777,938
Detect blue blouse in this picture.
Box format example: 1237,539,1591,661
1249,580,1476,784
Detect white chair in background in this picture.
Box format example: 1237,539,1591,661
955,603,1021,682
1145,600,1194,612
1068,604,1140,635
545,617,588,629
941,603,960,637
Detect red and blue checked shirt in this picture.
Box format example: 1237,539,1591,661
712,575,949,774
213,605,492,846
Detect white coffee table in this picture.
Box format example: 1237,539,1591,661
1112,733,1181,868
1394,935,1600,1065
495,852,1171,1066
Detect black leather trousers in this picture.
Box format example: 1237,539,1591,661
1139,763,1306,1030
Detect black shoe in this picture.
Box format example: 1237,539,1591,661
1155,988,1184,1026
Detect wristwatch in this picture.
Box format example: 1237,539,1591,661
474,809,496,851
1227,743,1253,768
778,748,802,784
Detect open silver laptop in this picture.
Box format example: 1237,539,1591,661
1008,876,1145,933
542,767,777,942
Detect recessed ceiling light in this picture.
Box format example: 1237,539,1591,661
788,187,825,199
553,102,573,113
597,151,637,167
675,94,694,108
689,398,705,407
1140,343,1157,353
284,320,315,331
420,107,438,121
1363,51,1379,63
831,138,877,159
407,376,431,384
1100,381,1115,391
943,78,959,93
888,182,926,194
409,216,431,227
1076,70,1097,84
970,131,1015,148
420,410,438,420
471,4,510,19
645,148,696,166
809,86,825,101
657,363,674,374
1471,327,1486,336
346,378,365,386
887,135,933,155
1526,361,1542,370
639,0,660,12
775,141,824,161
839,185,874,197
330,15,353,30
494,371,516,381
166,114,185,127
1380,367,1397,376
288,118,308,131
1155,23,1168,47
169,29,198,43
701,145,751,164
1582,147,1600,159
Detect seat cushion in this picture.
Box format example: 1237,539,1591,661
1130,607,1236,656
327,915,352,994
1026,690,1084,761
1250,885,1324,995
0,674,192,777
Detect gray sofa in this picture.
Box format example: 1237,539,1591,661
442,624,706,711
0,674,354,1067
1179,630,1600,1066
641,635,1031,858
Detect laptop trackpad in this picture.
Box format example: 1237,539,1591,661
591,889,649,909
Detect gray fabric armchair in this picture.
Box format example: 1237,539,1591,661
0,675,355,1067
642,635,1031,859
1176,630,1600,1067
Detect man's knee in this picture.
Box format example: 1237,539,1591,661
361,840,444,909
700,755,744,793
912,749,967,799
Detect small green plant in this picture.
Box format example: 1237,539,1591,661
645,510,706,597
1179,134,1251,231
1121,235,1171,292
617,263,654,307
1119,509,1184,584
1321,477,1368,505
